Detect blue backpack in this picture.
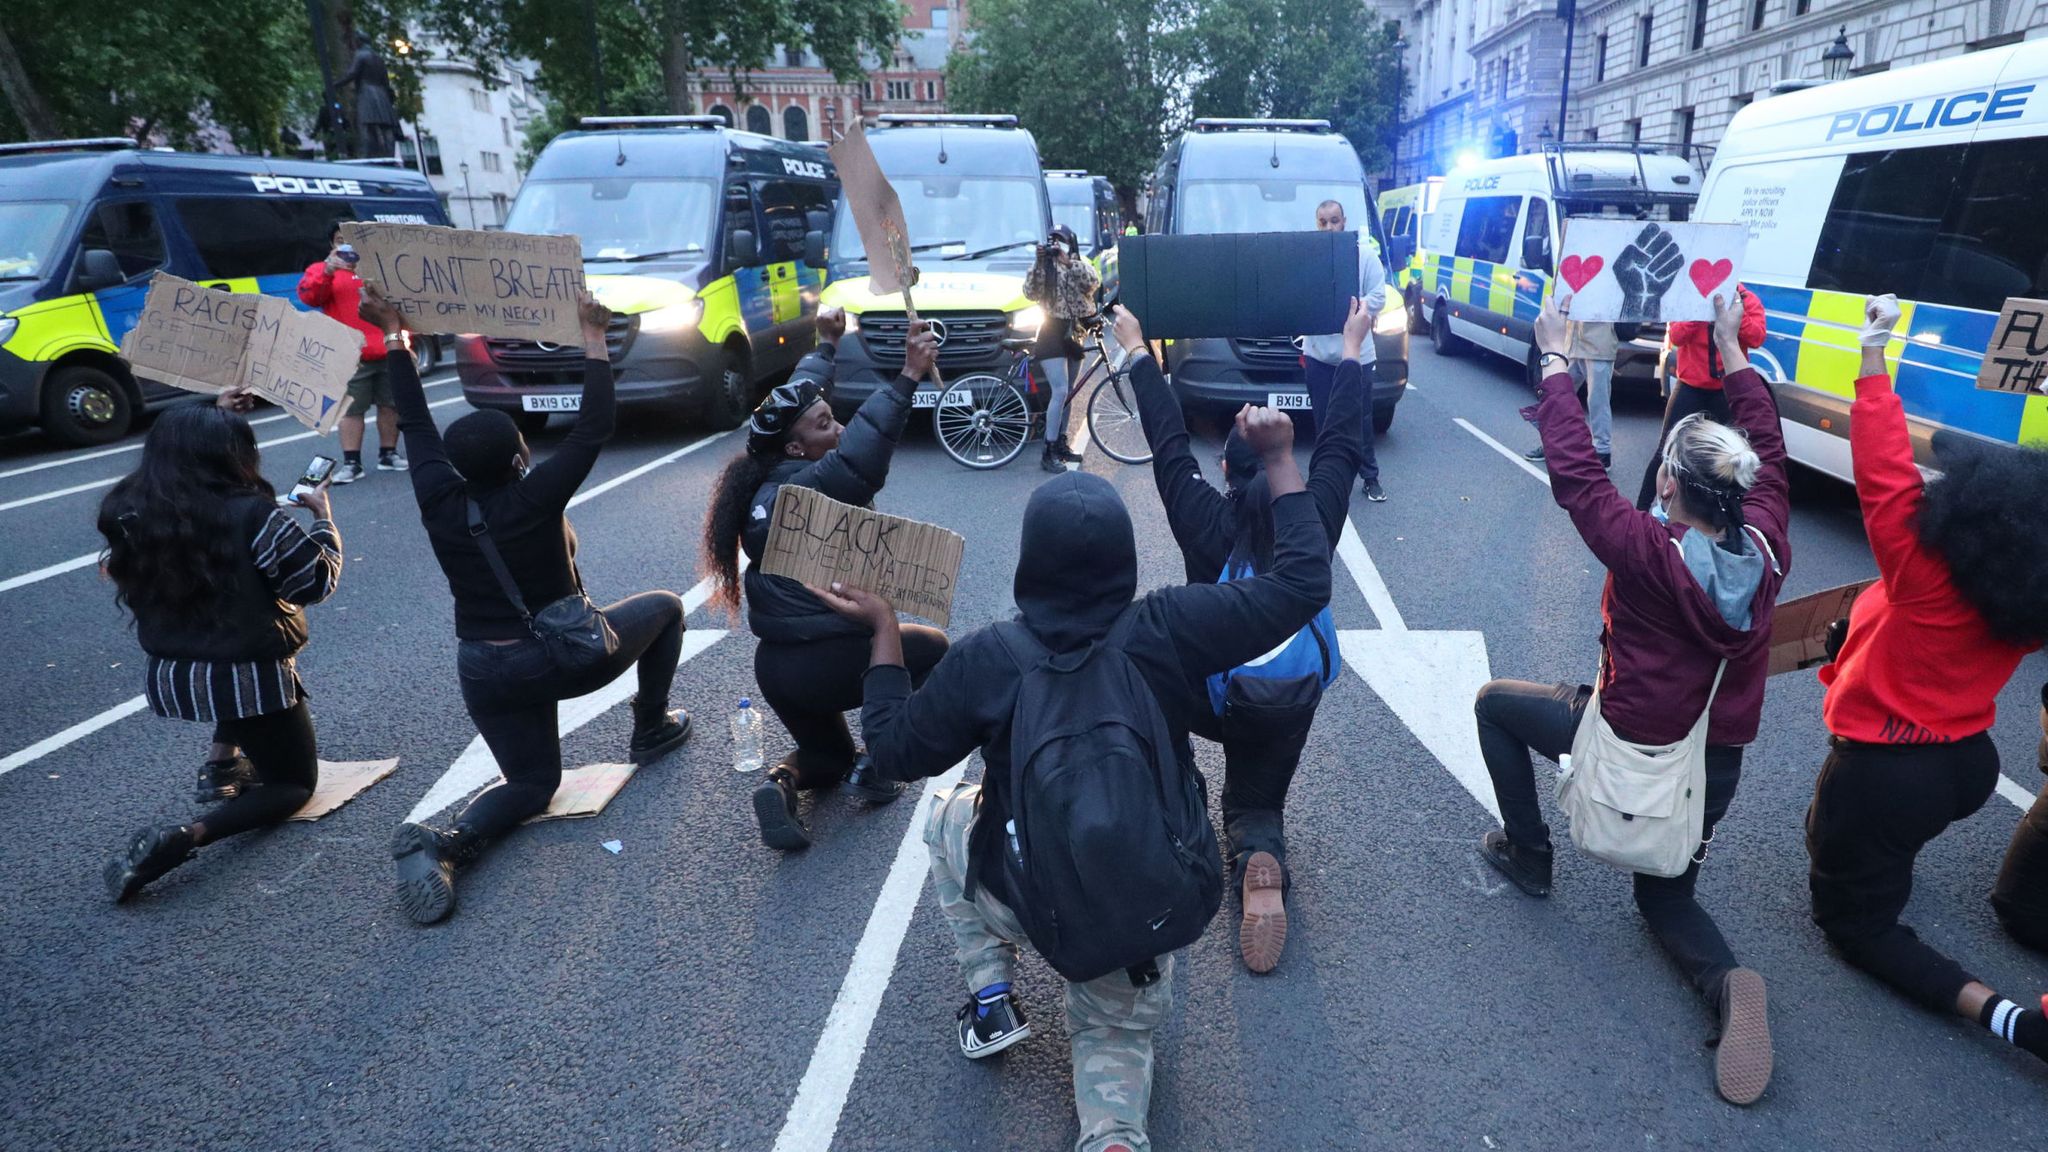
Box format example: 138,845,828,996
1205,559,1338,716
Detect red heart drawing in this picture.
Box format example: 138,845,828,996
1559,254,1602,293
1690,257,1733,297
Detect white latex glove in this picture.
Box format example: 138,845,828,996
1862,294,1902,349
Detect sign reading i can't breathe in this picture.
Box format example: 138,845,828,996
340,222,586,344
1975,297,2048,396
120,273,359,433
759,485,964,628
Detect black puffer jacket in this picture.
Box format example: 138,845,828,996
741,365,919,644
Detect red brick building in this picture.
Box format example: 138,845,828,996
690,0,962,141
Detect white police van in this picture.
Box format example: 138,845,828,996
1695,37,2048,479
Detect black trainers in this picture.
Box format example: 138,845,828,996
1523,446,1547,462
628,703,693,765
1598,451,1613,469
377,449,408,471
195,754,258,803
106,824,196,902
1362,479,1388,503
754,769,811,851
1054,436,1083,463
1039,442,1066,473
392,822,458,925
1479,829,1554,897
957,984,1031,1059
330,460,364,485
844,753,904,805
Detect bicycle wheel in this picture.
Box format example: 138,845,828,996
1086,371,1153,464
934,373,1034,469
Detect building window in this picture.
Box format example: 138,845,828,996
491,192,509,224
480,151,503,173
470,88,490,113
1594,33,1608,82
784,105,809,142
932,7,949,30
709,104,734,128
1679,107,1695,150
1587,127,1600,141
924,79,937,101
886,79,913,101
501,117,512,146
1627,118,1642,142
746,104,772,134
1638,13,1654,67
1794,0,1809,13
1690,0,1708,51
1750,0,1766,31
405,131,444,176
784,46,804,67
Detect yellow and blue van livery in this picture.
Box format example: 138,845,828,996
0,141,447,444
1377,177,1441,311
1695,39,2048,482
1045,169,1121,301
457,117,836,431
1414,146,1700,390
817,115,1052,416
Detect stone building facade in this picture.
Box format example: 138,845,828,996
688,0,962,141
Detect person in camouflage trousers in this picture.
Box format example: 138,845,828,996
924,782,1171,1152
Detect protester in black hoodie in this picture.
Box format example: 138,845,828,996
815,415,1330,1152
1120,300,1369,973
703,315,943,850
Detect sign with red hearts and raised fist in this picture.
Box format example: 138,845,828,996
1554,219,1749,325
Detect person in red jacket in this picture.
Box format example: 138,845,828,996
1635,283,1766,509
299,220,402,484
1475,291,1789,1106
1805,294,2048,1067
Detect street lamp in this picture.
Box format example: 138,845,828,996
1822,26,1856,82
459,160,475,228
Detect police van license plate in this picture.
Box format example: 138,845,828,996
521,394,581,412
1267,392,1312,411
912,390,942,409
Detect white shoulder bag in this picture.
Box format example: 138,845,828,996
1555,658,1724,878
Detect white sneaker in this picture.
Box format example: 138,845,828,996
377,450,408,471
330,461,365,485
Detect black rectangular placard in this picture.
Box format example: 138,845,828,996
1119,230,1358,340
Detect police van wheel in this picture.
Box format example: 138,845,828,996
42,365,133,446
703,351,752,431
413,335,441,374
1404,285,1427,335
1430,300,1463,358
1373,406,1395,436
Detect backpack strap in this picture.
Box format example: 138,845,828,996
466,499,534,627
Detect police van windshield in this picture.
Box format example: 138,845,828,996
1050,199,1095,243
504,177,716,262
833,175,1045,265
1178,180,1369,236
0,201,73,282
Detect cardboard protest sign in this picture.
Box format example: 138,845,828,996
1121,230,1358,340
828,122,915,296
120,274,359,433
758,485,964,628
1768,579,1875,677
1974,297,2048,396
289,758,400,821
340,221,585,344
525,763,638,822
1555,219,1748,325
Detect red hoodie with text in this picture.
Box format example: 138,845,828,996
297,261,386,361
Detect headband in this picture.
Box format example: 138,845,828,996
747,379,823,458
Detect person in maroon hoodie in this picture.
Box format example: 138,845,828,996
299,220,402,484
1474,291,1789,1106
1806,294,2048,1067
1634,282,1765,510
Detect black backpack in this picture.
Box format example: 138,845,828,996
990,613,1224,983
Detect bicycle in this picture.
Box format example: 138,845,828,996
928,314,1154,469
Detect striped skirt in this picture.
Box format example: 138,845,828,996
144,655,306,723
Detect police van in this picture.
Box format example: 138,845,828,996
1379,177,1442,332
1144,118,1410,433
1695,38,2048,480
457,116,837,431
817,115,1051,415
0,140,448,444
1045,169,1121,294
1415,145,1700,390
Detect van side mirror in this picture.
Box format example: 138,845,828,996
1522,234,1552,274
728,229,760,268
803,230,828,269
72,248,124,292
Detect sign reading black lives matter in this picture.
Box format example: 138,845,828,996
120,273,359,433
340,222,586,345
1975,297,2048,396
759,485,964,628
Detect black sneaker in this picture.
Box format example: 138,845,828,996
844,753,904,805
1039,443,1066,474
1362,480,1388,503
1054,436,1083,463
628,704,693,765
106,825,196,902
195,754,258,803
330,460,364,485
1523,446,1547,462
392,823,458,925
1598,451,1613,469
1479,828,1554,897
957,985,1031,1059
754,770,811,851
377,449,408,471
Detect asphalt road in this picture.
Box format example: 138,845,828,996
2,349,2044,1152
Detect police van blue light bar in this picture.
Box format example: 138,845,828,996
578,116,723,130
0,137,139,155
876,114,1019,128
1190,118,1332,133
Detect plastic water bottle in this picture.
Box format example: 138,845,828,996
731,698,764,773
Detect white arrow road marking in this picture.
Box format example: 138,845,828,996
1335,518,1500,817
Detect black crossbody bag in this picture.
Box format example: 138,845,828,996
465,500,618,673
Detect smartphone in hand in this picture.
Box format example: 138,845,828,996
283,455,336,506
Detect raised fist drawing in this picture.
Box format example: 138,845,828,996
1612,223,1683,321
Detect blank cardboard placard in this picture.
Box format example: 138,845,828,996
340,221,586,344
1767,579,1875,677
1975,297,2048,395
289,757,401,821
827,122,915,296
524,762,637,822
1119,230,1358,340
758,485,964,628
1555,219,1748,325
120,274,360,433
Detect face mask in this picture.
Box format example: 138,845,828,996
1650,497,1670,524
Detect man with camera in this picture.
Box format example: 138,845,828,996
1024,225,1101,473
299,220,404,484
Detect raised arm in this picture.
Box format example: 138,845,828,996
1712,293,1790,552
1533,297,1669,574
517,294,619,509
1116,307,1232,578
1305,300,1373,550
359,288,461,511
297,262,335,308
1847,294,1939,595
788,325,936,506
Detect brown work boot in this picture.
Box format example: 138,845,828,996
1239,851,1288,974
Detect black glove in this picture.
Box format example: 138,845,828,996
1612,223,1684,322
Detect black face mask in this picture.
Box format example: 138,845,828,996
748,379,822,458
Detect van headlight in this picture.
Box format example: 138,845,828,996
1374,297,1407,335
635,298,704,334
1009,305,1045,336
843,310,861,332
0,317,15,345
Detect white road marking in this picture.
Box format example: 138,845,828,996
0,552,100,595
1996,773,2036,812
0,695,149,778
1064,401,1092,471
771,757,970,1152
1336,519,1406,632
566,430,731,508
1453,417,1551,486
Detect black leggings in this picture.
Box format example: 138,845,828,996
194,702,318,844
453,590,686,840
1477,678,1745,1003
1634,382,1732,511
1807,734,2000,1012
755,626,949,789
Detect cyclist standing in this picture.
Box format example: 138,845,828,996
1024,224,1101,474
